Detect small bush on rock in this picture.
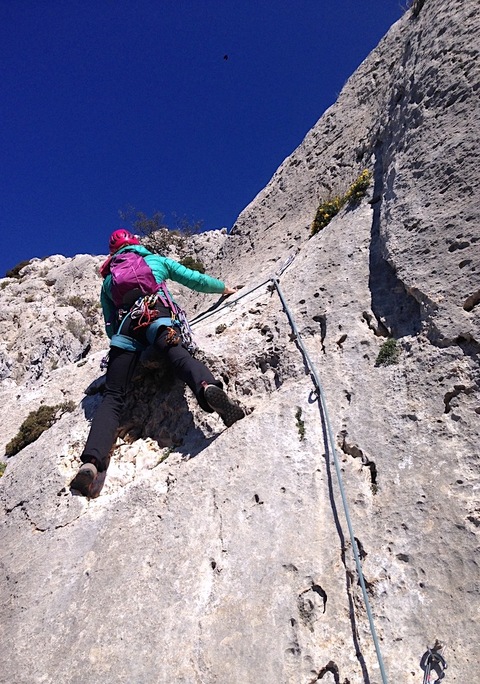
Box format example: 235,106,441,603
5,402,76,457
408,0,426,18
118,207,203,257
375,338,400,367
344,169,372,206
62,296,101,330
67,295,84,310
5,259,31,279
295,407,306,441
66,317,87,343
311,196,344,236
180,256,206,273
310,169,372,237
0,462,6,477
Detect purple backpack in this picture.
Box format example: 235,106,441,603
108,251,160,307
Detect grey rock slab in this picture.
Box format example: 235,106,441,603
1,1,480,682
1,387,375,684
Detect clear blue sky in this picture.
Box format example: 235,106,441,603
1,0,404,276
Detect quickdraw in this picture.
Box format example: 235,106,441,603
421,646,447,683
129,293,163,330
164,326,181,346
173,306,197,353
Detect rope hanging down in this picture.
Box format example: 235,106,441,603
271,277,389,684
191,267,389,683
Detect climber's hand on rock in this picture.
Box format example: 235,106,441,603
223,286,238,296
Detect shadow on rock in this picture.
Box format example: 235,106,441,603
81,346,219,464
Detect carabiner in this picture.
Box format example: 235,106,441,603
421,647,447,683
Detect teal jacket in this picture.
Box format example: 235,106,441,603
100,244,225,350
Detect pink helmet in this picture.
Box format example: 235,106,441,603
108,229,140,254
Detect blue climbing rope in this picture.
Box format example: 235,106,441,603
191,271,389,682
189,278,272,327
189,253,298,327
271,277,389,684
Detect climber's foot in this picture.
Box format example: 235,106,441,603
203,384,245,427
70,463,98,498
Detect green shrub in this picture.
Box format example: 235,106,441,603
155,447,174,466
5,259,31,279
5,401,75,457
0,462,6,477
311,196,344,236
375,338,400,367
310,169,372,237
344,169,372,205
67,295,84,309
295,407,306,441
62,296,101,329
66,316,87,343
118,207,203,256
180,256,206,273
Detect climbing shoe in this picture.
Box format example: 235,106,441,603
203,384,245,427
70,463,98,498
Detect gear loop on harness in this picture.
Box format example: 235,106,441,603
129,293,162,330
123,288,197,353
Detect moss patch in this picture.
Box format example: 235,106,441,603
295,406,306,441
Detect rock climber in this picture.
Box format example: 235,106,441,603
70,229,244,497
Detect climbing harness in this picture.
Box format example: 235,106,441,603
421,647,447,683
156,282,197,353
129,293,162,329
191,258,390,684
127,283,197,353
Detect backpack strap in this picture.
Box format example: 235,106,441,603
157,282,197,353
157,281,180,317
100,256,113,279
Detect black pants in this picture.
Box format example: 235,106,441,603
81,326,220,472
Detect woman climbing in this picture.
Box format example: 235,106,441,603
71,229,244,497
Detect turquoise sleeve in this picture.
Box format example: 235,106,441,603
145,255,225,294
100,281,116,339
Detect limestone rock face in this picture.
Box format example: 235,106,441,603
1,1,479,683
